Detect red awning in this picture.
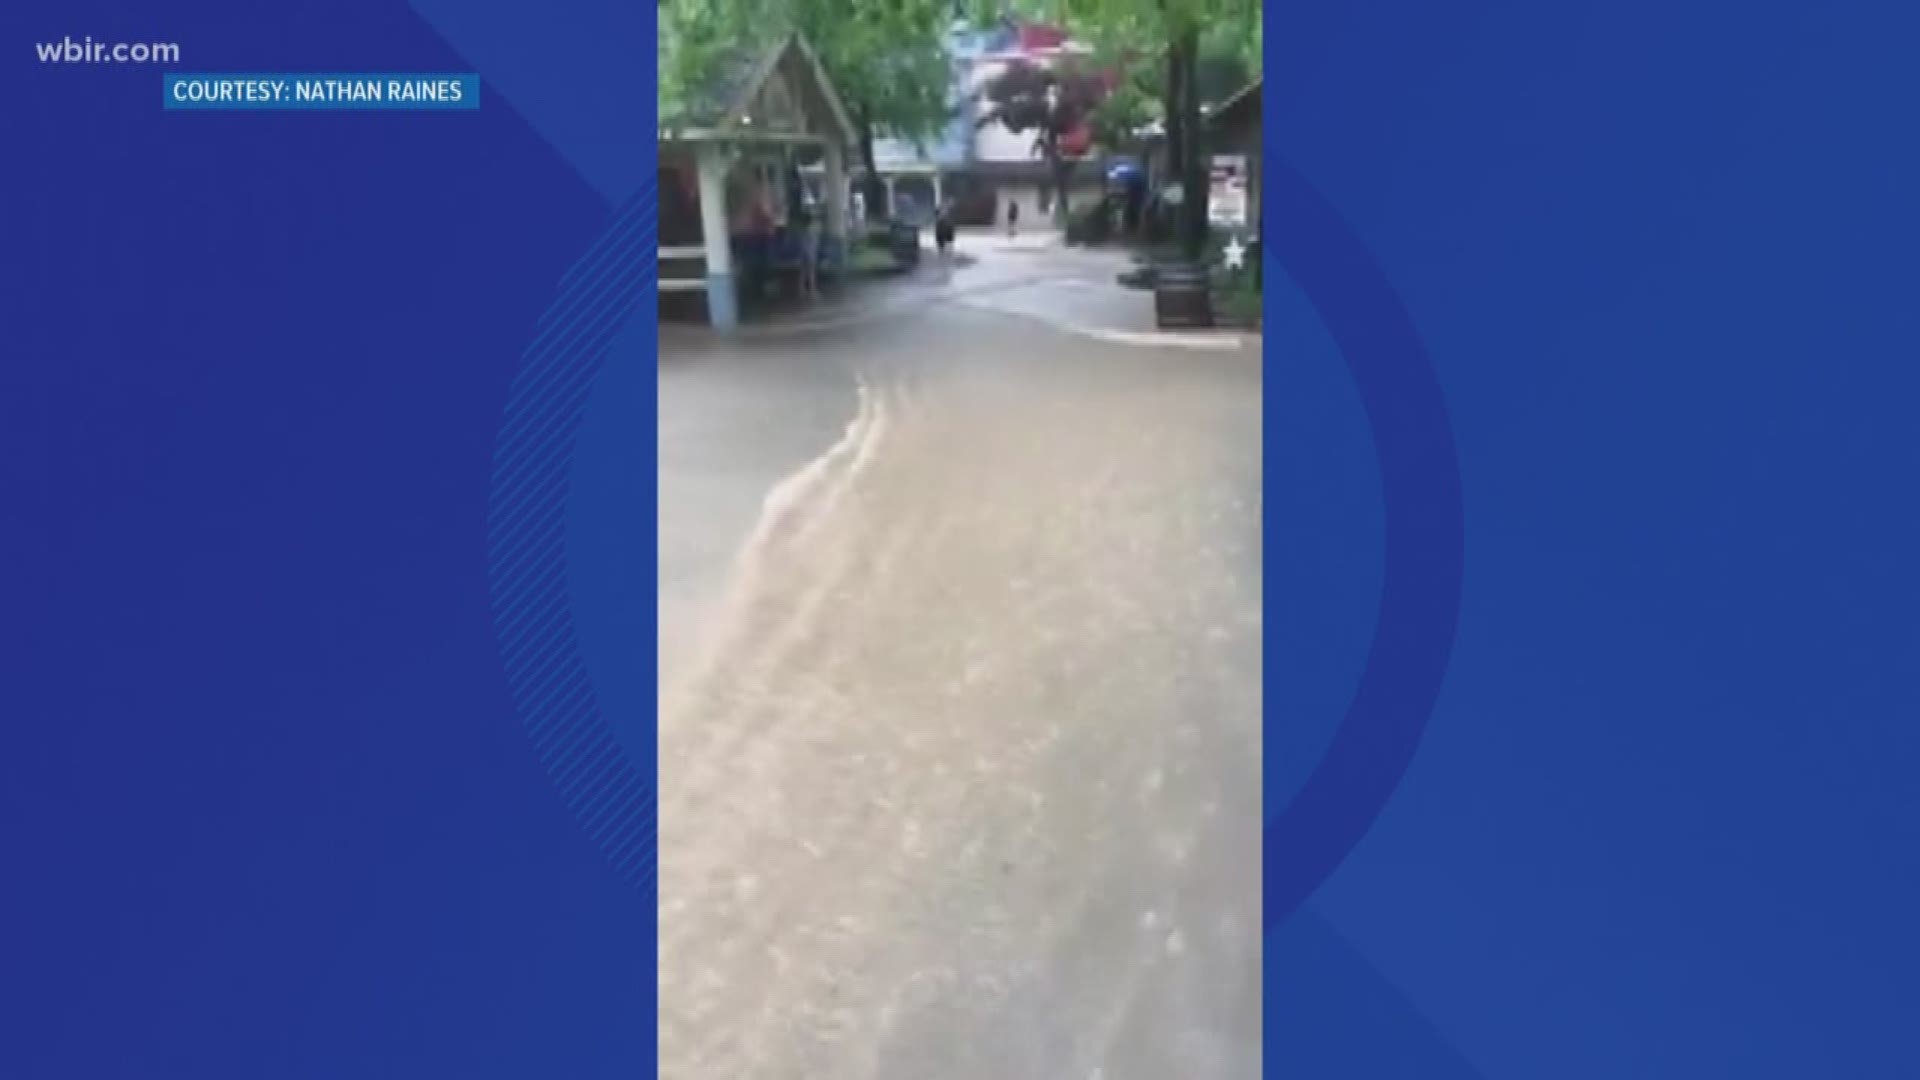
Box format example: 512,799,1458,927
1016,22,1069,51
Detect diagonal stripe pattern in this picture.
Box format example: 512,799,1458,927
488,184,657,892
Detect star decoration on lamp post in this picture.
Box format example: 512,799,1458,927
1222,234,1248,271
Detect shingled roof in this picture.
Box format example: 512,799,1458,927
659,36,771,128
658,31,855,146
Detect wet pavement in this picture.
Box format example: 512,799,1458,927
657,232,1263,1079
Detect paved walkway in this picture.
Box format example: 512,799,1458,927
664,231,1258,350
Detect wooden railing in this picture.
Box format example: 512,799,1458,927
657,245,705,293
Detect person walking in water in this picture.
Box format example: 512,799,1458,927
797,200,822,300
1005,197,1019,239
935,197,956,258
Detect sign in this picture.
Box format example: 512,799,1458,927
1208,154,1248,228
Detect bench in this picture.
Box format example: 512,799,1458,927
656,236,849,302
658,244,706,293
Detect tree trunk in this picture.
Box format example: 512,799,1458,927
1046,133,1072,224
1164,41,1186,182
1174,28,1209,260
855,108,888,224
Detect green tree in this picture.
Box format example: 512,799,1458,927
1086,62,1155,156
974,57,1111,222
660,0,955,219
1002,0,1260,258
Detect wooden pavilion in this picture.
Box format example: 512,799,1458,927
658,32,856,329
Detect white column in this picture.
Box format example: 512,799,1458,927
694,142,737,329
822,140,848,278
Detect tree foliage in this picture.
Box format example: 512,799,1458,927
1199,11,1259,82
1086,57,1155,152
1028,0,1260,65
976,58,1104,146
662,0,952,140
1005,0,1259,255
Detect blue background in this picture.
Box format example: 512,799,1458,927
1265,1,1920,1075
2,0,1917,1077
3,0,651,1075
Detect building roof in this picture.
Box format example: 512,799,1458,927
1207,77,1262,131
660,37,766,128
659,32,855,147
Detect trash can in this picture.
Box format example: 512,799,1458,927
887,221,921,269
1153,262,1213,329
